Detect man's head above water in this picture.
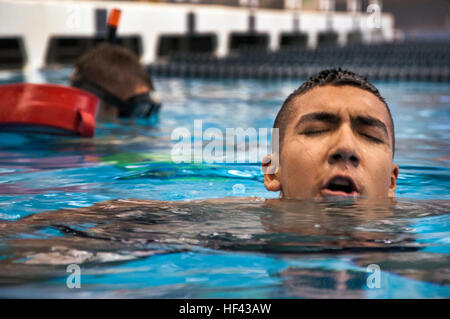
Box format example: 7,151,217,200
264,68,399,199
70,43,157,121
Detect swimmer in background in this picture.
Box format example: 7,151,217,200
70,42,162,122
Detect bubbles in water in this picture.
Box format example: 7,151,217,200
232,183,246,194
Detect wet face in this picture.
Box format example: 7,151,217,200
264,85,399,199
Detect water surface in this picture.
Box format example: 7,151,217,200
0,70,448,298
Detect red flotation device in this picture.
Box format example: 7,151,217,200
0,83,99,137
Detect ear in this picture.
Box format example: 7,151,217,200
262,154,281,192
388,163,399,197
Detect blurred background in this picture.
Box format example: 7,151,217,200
0,0,448,81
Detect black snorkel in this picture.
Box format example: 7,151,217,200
107,8,161,118
106,8,121,45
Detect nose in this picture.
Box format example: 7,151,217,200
328,125,361,167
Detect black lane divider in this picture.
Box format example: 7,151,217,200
148,41,450,82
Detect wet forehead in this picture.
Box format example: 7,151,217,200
288,85,391,131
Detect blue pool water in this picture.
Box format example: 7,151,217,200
0,70,449,298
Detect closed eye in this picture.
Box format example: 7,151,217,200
360,133,383,143
302,129,329,135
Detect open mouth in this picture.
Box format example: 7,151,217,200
321,175,359,197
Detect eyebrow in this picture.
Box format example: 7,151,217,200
295,112,389,139
352,115,389,138
294,112,341,130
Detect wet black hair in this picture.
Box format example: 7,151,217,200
273,68,395,156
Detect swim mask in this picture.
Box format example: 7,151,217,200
72,77,161,119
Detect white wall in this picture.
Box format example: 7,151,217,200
0,0,395,71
